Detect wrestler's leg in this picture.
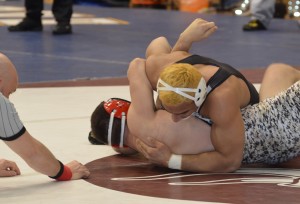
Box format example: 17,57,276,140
259,63,300,101
145,37,172,58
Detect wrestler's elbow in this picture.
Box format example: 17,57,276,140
127,58,138,77
127,58,145,78
224,158,242,172
224,164,240,173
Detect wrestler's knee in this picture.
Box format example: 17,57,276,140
155,36,168,42
147,36,169,50
266,63,291,71
265,63,296,78
130,58,145,66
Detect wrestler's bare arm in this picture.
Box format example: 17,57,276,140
172,18,218,52
127,58,157,140
145,18,217,58
136,89,245,173
145,37,172,58
188,91,244,172
144,18,217,90
181,88,245,172
127,58,214,155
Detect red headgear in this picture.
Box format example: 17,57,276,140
103,98,131,119
103,98,131,148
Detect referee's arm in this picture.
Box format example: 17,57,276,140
4,131,62,177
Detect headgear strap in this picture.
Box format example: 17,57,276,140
104,98,130,148
157,77,207,107
107,110,115,146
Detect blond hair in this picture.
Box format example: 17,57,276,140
157,63,202,106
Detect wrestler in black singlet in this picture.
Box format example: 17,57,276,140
176,55,259,125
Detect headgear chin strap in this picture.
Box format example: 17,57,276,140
157,77,207,107
103,98,130,148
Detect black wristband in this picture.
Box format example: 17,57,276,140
49,160,64,179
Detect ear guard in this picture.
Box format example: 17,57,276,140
157,77,207,107
103,98,131,148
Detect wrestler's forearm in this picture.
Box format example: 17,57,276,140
124,130,140,152
180,151,241,173
172,18,217,53
172,34,193,53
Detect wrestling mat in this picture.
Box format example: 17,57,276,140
85,154,300,203
0,7,128,26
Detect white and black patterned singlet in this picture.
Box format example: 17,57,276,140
241,81,300,164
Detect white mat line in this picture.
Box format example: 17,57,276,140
1,49,129,65
23,116,90,123
0,18,128,25
0,11,93,18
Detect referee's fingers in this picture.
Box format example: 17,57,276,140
0,169,19,177
0,159,21,176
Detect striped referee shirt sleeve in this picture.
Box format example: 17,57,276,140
0,93,26,141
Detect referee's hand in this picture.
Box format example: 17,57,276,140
0,159,21,177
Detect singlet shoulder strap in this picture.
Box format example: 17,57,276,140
176,55,213,65
206,68,231,95
192,112,213,126
195,68,231,124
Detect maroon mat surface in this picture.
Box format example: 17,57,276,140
84,154,300,204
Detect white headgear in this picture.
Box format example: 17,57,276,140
157,77,207,107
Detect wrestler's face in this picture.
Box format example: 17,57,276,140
163,101,196,122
